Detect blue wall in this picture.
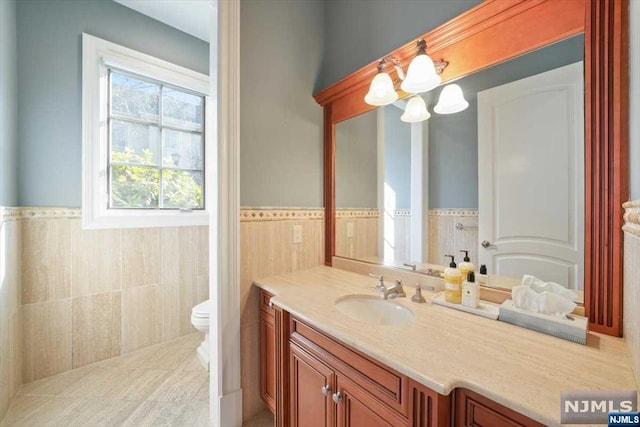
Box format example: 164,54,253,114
428,35,584,209
320,0,482,91
240,0,325,207
16,0,209,207
0,0,17,206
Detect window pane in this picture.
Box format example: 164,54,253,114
162,87,203,131
111,120,160,165
111,165,160,208
162,170,203,209
162,129,203,170
111,72,160,122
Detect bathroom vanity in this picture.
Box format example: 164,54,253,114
255,267,637,427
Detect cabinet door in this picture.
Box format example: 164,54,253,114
290,343,335,427
454,389,545,427
260,308,276,413
335,374,406,427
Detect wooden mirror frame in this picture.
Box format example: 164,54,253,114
313,0,629,337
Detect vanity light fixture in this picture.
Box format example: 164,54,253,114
363,39,467,123
364,59,399,106
434,84,469,114
363,39,447,108
400,40,442,94
400,95,430,123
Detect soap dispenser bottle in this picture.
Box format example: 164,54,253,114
459,250,476,282
462,271,479,308
443,255,463,304
477,264,489,286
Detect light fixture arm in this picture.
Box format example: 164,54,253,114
377,41,449,86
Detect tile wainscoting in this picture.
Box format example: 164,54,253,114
0,208,23,421
428,209,479,265
3,207,209,395
623,200,640,385
240,207,324,420
335,209,379,260
1,206,324,423
333,208,479,266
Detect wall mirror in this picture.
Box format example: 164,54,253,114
315,0,628,336
334,35,586,303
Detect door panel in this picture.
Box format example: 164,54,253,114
260,309,276,413
336,375,406,427
477,61,584,290
290,343,334,427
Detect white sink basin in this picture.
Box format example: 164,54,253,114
335,294,414,325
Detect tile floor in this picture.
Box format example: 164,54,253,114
1,332,274,427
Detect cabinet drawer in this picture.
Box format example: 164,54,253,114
261,290,275,313
289,316,408,417
454,389,544,427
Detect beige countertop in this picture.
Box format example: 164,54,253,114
253,266,638,427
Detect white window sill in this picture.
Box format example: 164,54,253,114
82,209,209,229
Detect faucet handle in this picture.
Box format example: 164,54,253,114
412,284,426,304
369,273,385,290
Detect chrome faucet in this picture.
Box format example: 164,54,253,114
369,273,386,291
379,279,406,300
403,262,417,271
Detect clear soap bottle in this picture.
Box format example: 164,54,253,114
443,255,462,304
459,250,476,283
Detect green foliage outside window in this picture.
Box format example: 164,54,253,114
111,147,202,209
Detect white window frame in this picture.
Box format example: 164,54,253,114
82,33,211,229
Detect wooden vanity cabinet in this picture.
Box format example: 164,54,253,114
260,291,276,413
287,315,437,427
453,389,545,427
259,289,542,427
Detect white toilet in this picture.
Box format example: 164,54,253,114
191,299,211,371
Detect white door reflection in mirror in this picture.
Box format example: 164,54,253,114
477,61,584,290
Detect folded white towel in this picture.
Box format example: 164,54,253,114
521,274,578,302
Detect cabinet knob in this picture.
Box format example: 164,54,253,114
332,392,342,404
321,385,332,396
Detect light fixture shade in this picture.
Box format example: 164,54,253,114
364,72,398,106
401,96,430,123
400,54,441,94
434,84,469,114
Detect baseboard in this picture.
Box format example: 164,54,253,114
213,388,243,427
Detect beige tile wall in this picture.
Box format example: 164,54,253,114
19,214,209,384
0,211,23,421
239,208,324,420
335,209,378,260
623,201,640,385
392,211,411,262
332,208,479,267
428,209,479,266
